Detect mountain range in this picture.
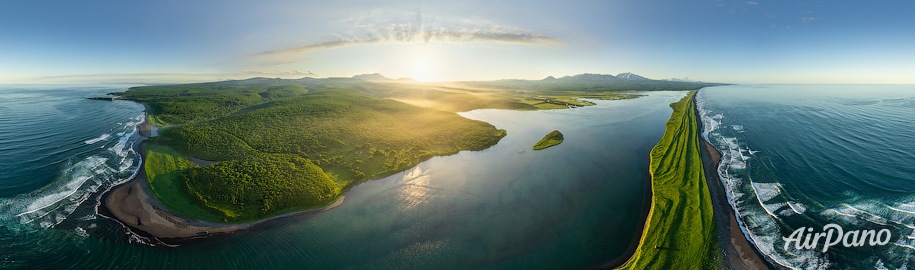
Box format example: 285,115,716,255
350,72,658,83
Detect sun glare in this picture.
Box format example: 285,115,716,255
412,61,435,82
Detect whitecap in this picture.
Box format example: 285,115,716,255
876,260,888,270
752,182,782,202
117,158,134,172
890,206,915,215
786,201,806,214
84,133,111,144
75,227,88,237
5,156,111,227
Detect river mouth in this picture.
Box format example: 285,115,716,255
0,87,685,269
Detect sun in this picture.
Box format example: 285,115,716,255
412,61,435,82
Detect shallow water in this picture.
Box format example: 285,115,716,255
0,86,684,269
698,85,915,269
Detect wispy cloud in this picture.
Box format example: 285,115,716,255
746,1,759,5
253,38,379,57
25,70,317,84
252,23,558,58
801,17,816,23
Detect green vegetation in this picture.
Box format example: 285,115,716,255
119,76,717,223
619,91,720,269
532,130,564,150
122,79,507,222
144,144,224,222
184,155,340,220
466,78,724,93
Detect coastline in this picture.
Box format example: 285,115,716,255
613,90,719,269
100,110,345,243
599,155,654,268
100,90,754,259
694,92,774,269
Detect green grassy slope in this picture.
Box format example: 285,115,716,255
619,91,720,269
532,130,564,150
144,144,226,222
124,81,506,222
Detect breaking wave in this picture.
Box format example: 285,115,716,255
84,133,111,144
698,92,830,269
697,90,915,269
0,113,143,229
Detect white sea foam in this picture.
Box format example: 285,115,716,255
109,132,134,157
0,112,145,229
117,157,134,172
17,156,105,218
890,205,915,215
84,133,111,144
74,226,88,237
786,201,807,214
751,182,782,202
696,97,831,269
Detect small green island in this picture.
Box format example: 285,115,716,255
532,130,564,150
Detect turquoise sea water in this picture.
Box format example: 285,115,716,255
698,85,915,269
0,86,685,269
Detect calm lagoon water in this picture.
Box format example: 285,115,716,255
0,86,685,269
699,85,915,269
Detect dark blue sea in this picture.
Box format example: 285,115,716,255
699,85,915,269
5,84,909,269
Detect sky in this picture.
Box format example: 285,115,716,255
2,0,915,84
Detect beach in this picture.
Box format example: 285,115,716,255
101,115,344,242
695,94,774,270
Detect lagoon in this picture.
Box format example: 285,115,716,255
0,87,684,269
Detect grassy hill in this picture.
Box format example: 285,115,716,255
121,80,506,222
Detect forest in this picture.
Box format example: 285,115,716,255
120,76,709,222
122,78,507,221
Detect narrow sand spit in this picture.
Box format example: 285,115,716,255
696,95,774,270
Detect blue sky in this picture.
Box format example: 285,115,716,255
2,0,914,84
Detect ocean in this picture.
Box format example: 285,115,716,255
0,85,684,269
698,85,915,269
7,84,909,269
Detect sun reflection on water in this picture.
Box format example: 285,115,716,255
399,167,434,210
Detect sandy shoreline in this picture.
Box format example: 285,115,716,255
694,94,775,269
100,113,345,243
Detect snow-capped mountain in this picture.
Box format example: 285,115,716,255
547,72,652,82
615,72,650,80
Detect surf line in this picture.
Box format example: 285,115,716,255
783,223,892,252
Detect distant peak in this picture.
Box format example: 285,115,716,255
615,72,650,80
351,73,392,81
542,76,557,81
558,73,618,81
